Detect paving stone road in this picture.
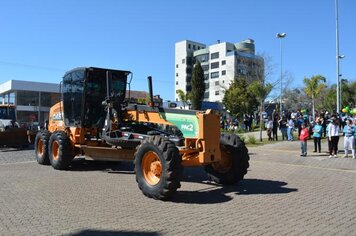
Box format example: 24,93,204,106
0,137,355,236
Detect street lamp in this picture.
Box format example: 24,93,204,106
338,55,345,109
276,32,286,119
335,0,342,114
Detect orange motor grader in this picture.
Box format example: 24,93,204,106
35,67,249,200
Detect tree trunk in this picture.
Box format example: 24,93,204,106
259,99,263,142
312,94,315,120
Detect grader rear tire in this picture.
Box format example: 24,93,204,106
48,131,74,170
35,130,51,165
205,133,249,185
134,136,183,200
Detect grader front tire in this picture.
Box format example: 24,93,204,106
205,134,250,185
134,136,183,200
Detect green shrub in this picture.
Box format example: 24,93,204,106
247,135,256,144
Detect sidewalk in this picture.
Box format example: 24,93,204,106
247,133,356,172
240,130,348,154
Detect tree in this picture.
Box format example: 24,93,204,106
190,61,205,110
249,81,273,141
283,88,311,112
303,75,326,119
222,77,258,119
176,89,191,109
340,79,356,108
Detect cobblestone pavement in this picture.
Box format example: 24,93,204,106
0,138,355,236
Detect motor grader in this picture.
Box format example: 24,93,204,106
35,67,249,200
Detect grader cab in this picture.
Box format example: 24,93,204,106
35,67,249,200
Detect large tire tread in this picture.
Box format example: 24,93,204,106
48,131,74,170
35,130,51,165
134,136,183,200
205,133,250,185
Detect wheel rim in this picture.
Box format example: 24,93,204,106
52,140,59,161
37,139,43,156
142,151,162,186
211,147,232,174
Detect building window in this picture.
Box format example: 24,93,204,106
204,92,209,99
204,74,209,80
17,91,39,106
215,91,220,95
182,59,185,64
211,52,219,59
188,44,191,49
193,45,196,50
222,60,226,65
176,64,178,68
198,46,200,50
176,73,178,77
176,81,178,85
196,54,209,63
201,65,209,71
211,71,219,79
215,81,219,86
210,62,219,69
222,70,226,76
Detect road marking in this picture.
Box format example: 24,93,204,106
251,159,356,173
0,160,36,166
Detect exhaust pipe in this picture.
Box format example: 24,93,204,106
147,76,154,107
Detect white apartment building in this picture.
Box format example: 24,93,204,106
175,39,264,102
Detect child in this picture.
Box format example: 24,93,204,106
299,123,309,157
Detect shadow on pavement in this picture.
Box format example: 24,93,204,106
67,158,135,174
69,229,160,236
66,161,297,204
236,179,298,195
0,145,34,152
171,178,297,204
170,167,298,204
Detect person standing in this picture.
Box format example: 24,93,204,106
299,123,309,157
352,119,356,159
342,119,355,158
328,117,340,158
279,117,288,141
272,116,279,141
312,119,323,153
287,118,294,141
266,117,273,141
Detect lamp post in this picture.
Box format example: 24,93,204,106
338,55,345,111
276,32,286,119
335,0,341,114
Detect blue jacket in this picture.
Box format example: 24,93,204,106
313,124,323,138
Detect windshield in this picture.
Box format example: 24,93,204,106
82,68,129,128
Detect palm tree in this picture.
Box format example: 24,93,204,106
176,89,191,109
303,75,326,119
249,81,273,141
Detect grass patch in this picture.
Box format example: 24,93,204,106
247,135,257,145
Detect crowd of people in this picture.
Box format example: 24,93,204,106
265,110,356,159
220,110,356,160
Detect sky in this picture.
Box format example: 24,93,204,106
0,0,355,101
